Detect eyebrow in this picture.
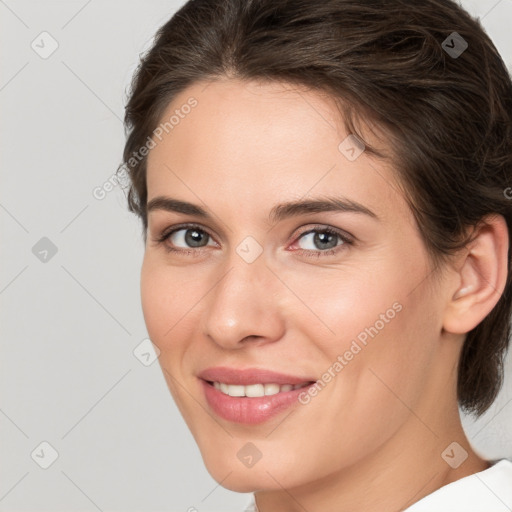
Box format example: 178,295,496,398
146,195,378,223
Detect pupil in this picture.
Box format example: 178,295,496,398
314,232,336,250
185,229,206,247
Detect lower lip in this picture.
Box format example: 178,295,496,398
201,380,314,425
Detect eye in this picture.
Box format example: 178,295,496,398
154,223,352,258
156,224,216,252
292,226,352,257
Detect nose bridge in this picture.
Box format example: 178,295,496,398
202,245,284,347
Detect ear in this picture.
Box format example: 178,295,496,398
443,214,509,335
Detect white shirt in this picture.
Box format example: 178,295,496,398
242,458,512,511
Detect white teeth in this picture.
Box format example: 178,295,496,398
227,385,245,397
245,384,264,397
212,381,310,397
264,383,280,396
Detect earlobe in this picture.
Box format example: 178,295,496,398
443,214,509,335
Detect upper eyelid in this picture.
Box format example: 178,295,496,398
160,222,217,242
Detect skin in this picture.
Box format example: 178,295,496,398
141,78,508,512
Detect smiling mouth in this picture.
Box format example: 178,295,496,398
205,380,314,398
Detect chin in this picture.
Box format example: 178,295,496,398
202,456,287,493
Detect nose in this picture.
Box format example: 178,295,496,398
201,253,286,349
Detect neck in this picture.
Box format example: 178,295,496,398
254,408,489,512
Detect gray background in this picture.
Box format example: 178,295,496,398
1,1,511,511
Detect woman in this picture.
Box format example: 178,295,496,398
120,0,512,510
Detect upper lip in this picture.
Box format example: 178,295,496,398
198,366,316,386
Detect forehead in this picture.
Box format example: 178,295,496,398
145,78,405,224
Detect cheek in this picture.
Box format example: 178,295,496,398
287,251,438,411
277,258,405,353
140,257,200,411
140,259,168,341
329,280,440,433
140,255,201,341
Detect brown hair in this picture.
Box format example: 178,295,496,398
120,0,512,417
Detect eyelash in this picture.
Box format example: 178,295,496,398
154,223,353,258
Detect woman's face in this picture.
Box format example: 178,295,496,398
141,78,456,491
